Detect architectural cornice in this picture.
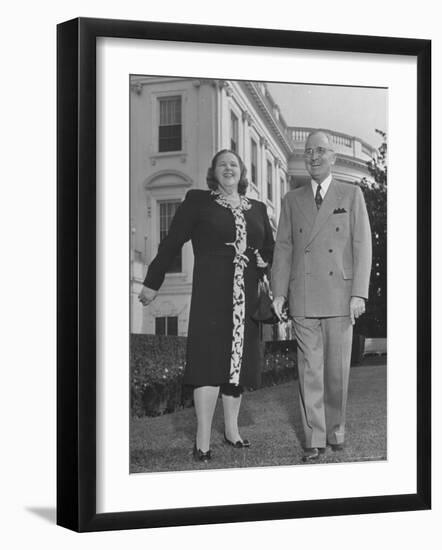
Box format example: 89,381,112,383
288,126,377,158
334,155,370,172
144,170,194,190
260,136,269,149
130,81,143,95
242,82,293,155
217,79,229,90
242,110,252,125
290,151,371,172
192,79,214,87
130,76,196,90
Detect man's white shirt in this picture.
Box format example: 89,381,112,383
311,174,332,200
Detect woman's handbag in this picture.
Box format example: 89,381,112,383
251,274,280,324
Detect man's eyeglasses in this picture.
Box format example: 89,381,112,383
304,147,334,158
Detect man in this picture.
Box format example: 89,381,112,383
272,130,372,462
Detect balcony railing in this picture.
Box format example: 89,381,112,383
288,126,375,161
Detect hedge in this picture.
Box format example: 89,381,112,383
130,334,297,417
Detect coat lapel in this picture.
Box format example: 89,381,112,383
306,180,343,246
295,184,317,231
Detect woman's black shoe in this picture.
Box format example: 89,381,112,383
193,443,212,462
223,433,251,448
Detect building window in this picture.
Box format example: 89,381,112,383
155,316,178,336
280,177,285,198
251,138,258,184
230,111,238,153
267,161,273,202
158,96,182,152
159,201,182,272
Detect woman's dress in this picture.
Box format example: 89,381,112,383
144,189,274,389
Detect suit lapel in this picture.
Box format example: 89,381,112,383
295,184,317,231
306,180,343,246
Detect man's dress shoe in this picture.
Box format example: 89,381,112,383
302,447,325,462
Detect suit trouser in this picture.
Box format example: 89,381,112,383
293,316,353,448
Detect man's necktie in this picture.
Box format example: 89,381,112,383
315,183,323,210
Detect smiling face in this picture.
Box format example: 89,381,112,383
304,132,336,184
213,151,241,195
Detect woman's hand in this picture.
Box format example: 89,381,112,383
138,286,158,306
254,250,268,269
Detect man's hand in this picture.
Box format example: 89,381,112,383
272,296,286,322
138,286,158,306
350,296,366,325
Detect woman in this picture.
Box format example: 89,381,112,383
138,149,274,462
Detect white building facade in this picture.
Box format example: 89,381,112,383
130,77,376,338
130,77,291,336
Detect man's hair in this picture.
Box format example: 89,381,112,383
305,130,335,151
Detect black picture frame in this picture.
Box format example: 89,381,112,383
57,17,431,532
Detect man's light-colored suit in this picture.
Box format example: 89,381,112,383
272,179,372,447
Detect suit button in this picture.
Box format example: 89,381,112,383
329,249,333,253
300,228,303,233
329,271,333,276
336,227,340,231
305,248,311,253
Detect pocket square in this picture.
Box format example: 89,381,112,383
333,208,347,214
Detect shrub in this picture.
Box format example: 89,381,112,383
131,334,187,385
131,334,188,416
130,335,298,417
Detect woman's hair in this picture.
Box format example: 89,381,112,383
206,149,249,195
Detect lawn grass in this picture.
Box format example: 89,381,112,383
130,361,386,473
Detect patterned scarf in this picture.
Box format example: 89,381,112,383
211,191,251,385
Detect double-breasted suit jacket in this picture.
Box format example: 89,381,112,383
271,179,372,448
272,179,372,317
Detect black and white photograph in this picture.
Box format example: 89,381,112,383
0,0,436,543
129,76,388,473
56,12,429,534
